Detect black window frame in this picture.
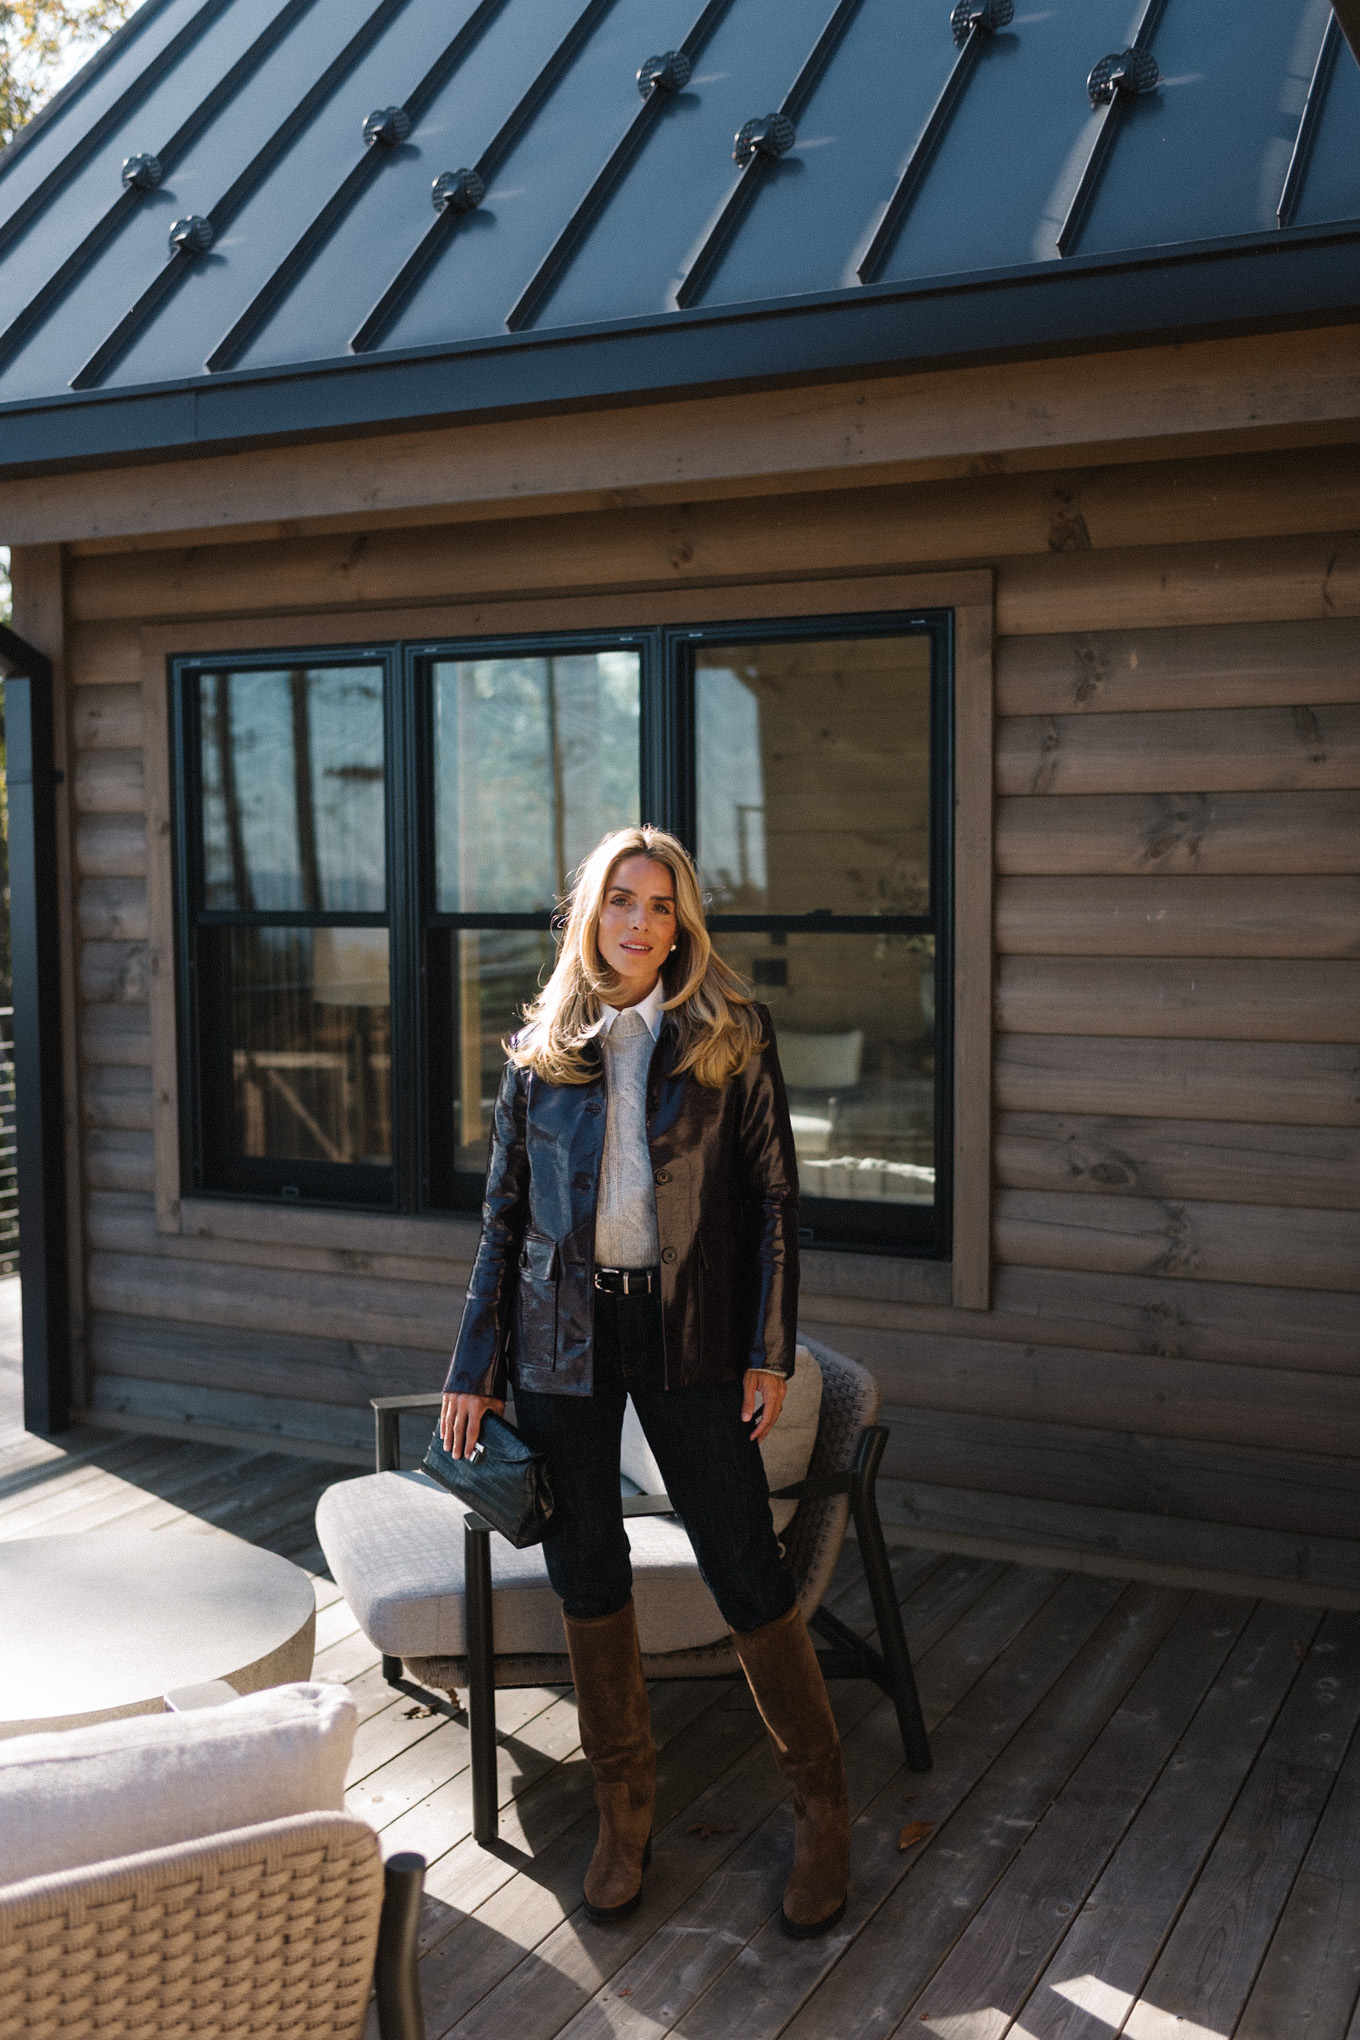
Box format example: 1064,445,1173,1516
171,609,953,1257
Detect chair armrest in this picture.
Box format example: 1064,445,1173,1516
769,1470,852,1504
371,1394,444,1473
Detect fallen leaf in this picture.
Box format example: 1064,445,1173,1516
403,1704,437,1719
686,1821,737,1839
898,1820,934,1852
618,1989,632,1999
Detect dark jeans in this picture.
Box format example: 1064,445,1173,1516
512,1289,797,1634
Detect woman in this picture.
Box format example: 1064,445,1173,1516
440,825,849,1937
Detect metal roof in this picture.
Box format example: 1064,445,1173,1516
1,0,1358,474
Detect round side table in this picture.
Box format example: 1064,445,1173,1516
0,1529,317,1739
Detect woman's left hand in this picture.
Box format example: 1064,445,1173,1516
742,1368,787,1444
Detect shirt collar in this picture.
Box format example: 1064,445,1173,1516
589,977,667,1043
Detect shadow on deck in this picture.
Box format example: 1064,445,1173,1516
1,1300,1356,2040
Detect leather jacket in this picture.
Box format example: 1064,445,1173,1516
444,1005,800,1399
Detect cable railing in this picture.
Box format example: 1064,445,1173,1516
0,1009,16,1278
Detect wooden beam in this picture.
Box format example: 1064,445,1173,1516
995,956,1360,1041
995,875,1360,958
994,1187,1360,1293
996,617,1360,718
7,545,84,1411
996,704,1360,797
952,594,994,1311
994,1112,1360,1210
994,1036,1360,1127
5,322,1360,549
996,792,1360,877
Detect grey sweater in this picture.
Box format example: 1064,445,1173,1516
595,1006,661,1268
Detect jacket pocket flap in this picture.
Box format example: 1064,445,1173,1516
520,1233,559,1281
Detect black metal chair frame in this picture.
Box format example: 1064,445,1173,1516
369,1392,931,1845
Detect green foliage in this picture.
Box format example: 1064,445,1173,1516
0,547,10,626
1,1,135,148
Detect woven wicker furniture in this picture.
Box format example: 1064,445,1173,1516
0,1688,426,2040
319,1335,930,1844
0,1530,317,1740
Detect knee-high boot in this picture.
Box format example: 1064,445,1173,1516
563,1600,657,1922
731,1604,850,1938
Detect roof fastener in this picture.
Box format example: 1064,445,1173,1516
168,214,214,257
733,112,796,167
1087,47,1159,104
432,167,485,214
121,153,163,192
363,105,412,147
950,0,1013,45
637,50,691,96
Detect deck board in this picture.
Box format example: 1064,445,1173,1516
0,1297,1356,2040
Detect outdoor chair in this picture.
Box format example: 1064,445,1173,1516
0,1682,425,2040
316,1336,931,1846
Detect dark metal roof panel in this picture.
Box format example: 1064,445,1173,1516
1296,17,1360,224
1077,0,1333,255
0,0,1355,468
0,0,202,228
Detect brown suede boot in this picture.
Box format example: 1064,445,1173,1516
563,1600,657,1922
731,1605,850,1938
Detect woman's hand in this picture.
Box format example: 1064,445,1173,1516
440,1392,506,1459
742,1369,786,1445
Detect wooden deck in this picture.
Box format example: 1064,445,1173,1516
2,1289,1358,2040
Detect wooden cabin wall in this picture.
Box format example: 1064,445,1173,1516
49,433,1360,1594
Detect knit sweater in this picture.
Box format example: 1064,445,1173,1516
595,1005,661,1268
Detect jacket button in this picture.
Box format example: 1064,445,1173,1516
573,1173,590,1190
661,1247,677,1264
585,1101,601,1117
655,1168,670,1185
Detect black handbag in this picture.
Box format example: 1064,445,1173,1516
421,1412,555,1549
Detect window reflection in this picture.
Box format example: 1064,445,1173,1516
697,636,932,916
223,927,392,1166
714,930,936,1206
433,652,640,912
447,929,558,1176
199,666,386,912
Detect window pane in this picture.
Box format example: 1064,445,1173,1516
199,666,386,911
713,930,936,1206
445,929,557,1175
697,635,932,915
221,927,392,1166
433,652,640,913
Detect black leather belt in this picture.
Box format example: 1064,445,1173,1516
594,1266,660,1296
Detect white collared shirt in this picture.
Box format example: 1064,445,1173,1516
591,977,667,1043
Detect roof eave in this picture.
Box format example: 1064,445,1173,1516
1,221,1357,482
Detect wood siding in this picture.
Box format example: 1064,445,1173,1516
28,420,1360,1595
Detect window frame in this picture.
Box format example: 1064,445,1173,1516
665,610,955,1260
167,595,958,1256
169,643,404,1210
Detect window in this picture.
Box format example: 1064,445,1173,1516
172,612,951,1254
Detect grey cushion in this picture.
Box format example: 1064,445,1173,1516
619,1344,823,1534
315,1470,731,1659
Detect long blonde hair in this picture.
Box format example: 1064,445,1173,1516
509,826,764,1088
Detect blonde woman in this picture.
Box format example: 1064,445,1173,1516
440,825,849,1938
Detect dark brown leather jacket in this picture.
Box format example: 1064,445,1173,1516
444,1005,799,1399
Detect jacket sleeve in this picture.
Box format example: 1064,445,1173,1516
735,1006,801,1379
443,1059,529,1399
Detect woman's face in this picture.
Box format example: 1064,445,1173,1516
596,855,676,1003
